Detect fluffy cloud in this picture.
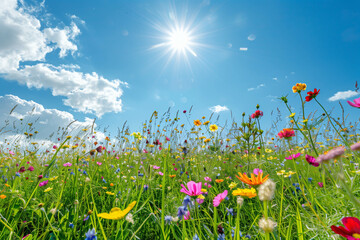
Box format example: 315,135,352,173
247,34,256,41
248,83,265,91
209,105,229,113
328,90,359,101
0,0,127,117
0,94,106,149
239,47,248,51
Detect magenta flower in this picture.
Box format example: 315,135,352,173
27,166,35,171
184,211,191,220
318,182,324,188
53,145,57,149
305,154,319,167
213,190,228,207
96,162,102,166
153,166,160,170
351,142,360,151
158,171,163,176
39,180,48,187
9,150,15,155
204,177,212,182
285,153,301,160
347,97,360,108
63,162,72,167
180,181,202,196
196,198,204,204
253,168,263,175
19,167,26,173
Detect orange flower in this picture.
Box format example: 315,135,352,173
0,195,6,199
169,175,176,178
193,120,202,126
236,172,269,186
215,179,224,183
110,183,114,187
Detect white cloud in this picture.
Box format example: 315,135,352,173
209,105,229,113
0,0,127,117
272,77,278,81
0,94,105,149
329,90,359,101
248,83,265,91
239,47,248,51
247,34,256,41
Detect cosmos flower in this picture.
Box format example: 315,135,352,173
305,88,320,102
347,97,360,108
63,162,72,167
98,201,136,220
253,168,263,175
39,180,48,187
285,153,301,160
331,217,360,239
180,181,202,196
305,154,319,167
213,190,228,207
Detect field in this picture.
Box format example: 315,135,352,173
1,84,360,240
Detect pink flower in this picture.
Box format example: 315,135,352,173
53,145,57,149
285,153,301,160
213,190,228,207
318,182,324,188
174,168,178,171
39,180,48,187
317,147,345,164
207,184,212,188
347,97,360,108
153,166,160,170
253,168,263,175
96,162,102,166
184,211,191,220
204,177,212,182
9,150,15,155
38,175,43,180
27,166,35,171
180,181,202,196
351,142,360,151
166,137,170,141
305,154,319,167
63,162,72,167
143,149,148,153
158,171,163,176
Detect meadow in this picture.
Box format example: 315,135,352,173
1,83,360,240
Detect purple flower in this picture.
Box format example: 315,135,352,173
305,154,319,167
318,182,324,188
39,180,48,187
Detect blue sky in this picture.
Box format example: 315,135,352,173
0,0,359,138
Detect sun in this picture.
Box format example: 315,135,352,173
167,28,197,57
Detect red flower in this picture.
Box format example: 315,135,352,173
331,217,360,239
305,88,320,102
251,110,263,119
277,128,295,139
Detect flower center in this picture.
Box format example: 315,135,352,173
353,233,360,238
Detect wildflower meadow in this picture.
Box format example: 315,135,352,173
1,84,360,240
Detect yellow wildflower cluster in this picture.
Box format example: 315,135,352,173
292,83,307,93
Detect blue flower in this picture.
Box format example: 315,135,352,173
182,196,193,209
308,177,312,183
226,208,234,216
115,168,121,174
69,223,74,228
217,233,226,240
164,215,172,224
193,234,200,240
15,172,20,177
177,206,187,219
85,228,97,240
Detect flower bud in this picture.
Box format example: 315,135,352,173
237,196,244,207
259,217,277,233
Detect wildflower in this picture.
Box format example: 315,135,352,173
106,192,115,195
204,177,212,182
96,146,103,153
184,211,191,220
258,179,276,201
285,153,301,160
289,113,295,118
305,154,319,167
164,215,172,224
69,223,74,228
213,190,228,207
253,168,263,175
177,206,187,219
347,97,360,108
331,217,360,239
259,217,277,233
193,120,202,126
125,213,134,224
63,162,72,167
39,180,49,187
229,182,237,189
44,187,53,193
251,110,263,119
182,195,193,208
158,171,163,176
305,88,320,102
27,166,34,171
98,201,136,220
50,208,57,215
351,142,360,151
236,172,269,186
277,128,295,139
96,162,102,166
317,147,345,164
215,179,224,183
210,124,218,132
180,181,202,196
292,83,307,93
0,195,6,199
153,165,160,169
232,188,257,198
236,196,244,206
85,228,97,240
318,182,324,188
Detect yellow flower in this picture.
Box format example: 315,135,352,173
98,201,136,220
0,195,6,199
204,138,211,143
276,170,286,176
197,194,205,199
292,83,307,93
106,192,115,195
193,120,202,126
203,121,210,125
302,119,308,123
229,182,238,189
49,176,58,181
201,188,207,193
289,113,295,118
209,124,218,132
44,187,53,193
232,188,257,198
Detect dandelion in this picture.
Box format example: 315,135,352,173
98,201,136,220
213,190,228,207
258,179,276,201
